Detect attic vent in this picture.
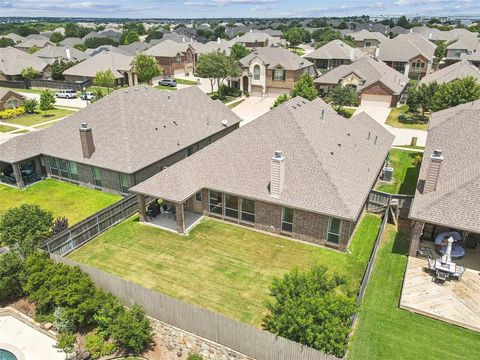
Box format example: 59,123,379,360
347,133,351,136
292,106,296,109
320,109,325,120
221,119,229,127
163,125,166,128
338,143,341,147
173,121,178,126
155,127,158,131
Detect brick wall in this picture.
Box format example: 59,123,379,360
265,69,298,91
0,92,25,110
361,81,397,107
409,220,425,256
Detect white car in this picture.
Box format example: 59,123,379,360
80,92,95,101
55,89,77,99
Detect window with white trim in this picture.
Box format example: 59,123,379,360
273,68,285,81
253,65,260,80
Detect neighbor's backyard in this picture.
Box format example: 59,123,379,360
69,214,381,326
348,222,480,359
385,105,429,130
0,179,120,224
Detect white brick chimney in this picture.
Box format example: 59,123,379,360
270,150,285,197
424,149,443,193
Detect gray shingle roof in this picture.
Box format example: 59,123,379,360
420,60,480,85
239,47,313,71
377,33,436,62
0,86,241,174
0,47,48,76
131,97,394,221
305,40,366,61
4,33,24,42
233,31,281,46
314,56,408,95
62,52,134,79
409,100,480,234
350,30,388,43
118,42,152,55
143,39,192,57
15,39,53,49
34,45,90,64
60,37,83,47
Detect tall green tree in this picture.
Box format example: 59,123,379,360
134,54,162,84
20,67,40,86
51,60,77,81
397,16,411,29
431,76,480,112
196,51,240,95
0,37,15,47
230,43,250,60
283,27,304,51
121,30,140,45
291,73,318,101
0,252,25,302
407,82,439,115
39,89,56,116
50,32,64,44
329,85,357,110
94,70,116,93
271,93,290,109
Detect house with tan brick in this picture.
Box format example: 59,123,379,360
304,40,366,73
231,31,281,48
0,89,25,110
0,86,241,193
143,39,196,76
349,30,388,55
314,56,408,107
234,47,317,97
131,97,394,250
0,46,51,81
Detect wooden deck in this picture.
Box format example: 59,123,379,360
400,256,480,332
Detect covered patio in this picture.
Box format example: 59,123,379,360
0,157,43,188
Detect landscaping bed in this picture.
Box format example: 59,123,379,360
376,149,422,195
385,105,429,130
3,108,75,127
68,214,381,326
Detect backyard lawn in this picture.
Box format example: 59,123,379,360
348,223,480,360
69,214,381,326
385,105,429,130
3,108,75,127
0,179,121,224
376,149,422,195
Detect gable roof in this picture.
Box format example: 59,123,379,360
143,39,192,57
409,100,480,234
60,37,83,47
85,45,131,57
4,33,24,42
118,41,152,55
314,56,408,95
0,47,48,76
0,88,25,101
305,40,365,61
0,86,241,175
15,39,53,49
34,45,90,63
239,47,313,71
233,31,280,46
131,97,394,221
62,52,133,79
420,60,480,85
350,30,388,43
377,33,436,62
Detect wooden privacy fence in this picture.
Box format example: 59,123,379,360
367,190,413,219
41,194,139,256
52,255,341,360
31,79,90,90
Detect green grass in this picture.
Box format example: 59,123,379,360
385,105,428,130
348,224,480,360
337,107,356,118
376,149,422,195
155,85,177,91
175,78,198,85
395,145,425,150
0,124,17,132
3,108,74,127
69,214,381,326
0,87,42,94
290,47,305,56
227,99,245,108
0,179,121,225
10,129,29,134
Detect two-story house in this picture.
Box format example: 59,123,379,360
304,40,365,73
143,39,196,76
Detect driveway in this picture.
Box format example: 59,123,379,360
232,96,276,125
353,104,391,125
18,91,87,108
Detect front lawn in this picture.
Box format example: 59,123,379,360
385,105,429,130
227,99,245,109
69,214,381,326
348,223,480,359
155,85,177,91
3,108,75,127
289,47,305,56
376,149,422,195
0,124,16,132
0,179,121,224
175,78,198,85
337,107,356,118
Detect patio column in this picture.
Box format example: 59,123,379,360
12,162,24,188
409,221,425,257
127,72,133,86
176,203,185,234
34,157,42,176
137,194,147,223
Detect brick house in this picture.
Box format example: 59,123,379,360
233,47,317,97
0,89,25,110
419,60,480,86
314,56,408,107
143,40,196,76
131,97,394,250
0,86,241,193
231,31,281,48
0,46,50,81
304,40,365,73
349,30,388,55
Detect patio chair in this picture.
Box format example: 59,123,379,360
426,256,436,273
418,246,434,258
435,270,449,284
452,266,466,280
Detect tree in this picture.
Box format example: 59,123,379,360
0,37,15,47
54,332,76,360
230,43,250,60
27,45,40,54
49,32,64,44
0,252,25,302
397,15,411,29
434,40,447,61
291,73,318,101
84,37,117,49
51,60,78,81
0,204,53,256
146,29,164,43
431,76,480,112
407,82,439,115
271,93,290,109
92,88,105,102
196,51,240,95
23,98,38,114
213,25,227,39
94,70,116,93
39,89,56,115
121,30,140,45
329,85,357,110
134,54,162,84
262,265,355,357
21,67,40,88
110,305,153,354
283,27,304,51
52,216,69,235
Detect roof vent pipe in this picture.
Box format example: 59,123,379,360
424,149,444,193
320,109,325,120
367,131,371,140
270,150,285,198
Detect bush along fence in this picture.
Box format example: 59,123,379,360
41,194,140,256
51,254,341,360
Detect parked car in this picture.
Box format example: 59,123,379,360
55,89,77,99
159,79,177,87
80,92,95,101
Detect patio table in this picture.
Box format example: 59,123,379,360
434,259,456,274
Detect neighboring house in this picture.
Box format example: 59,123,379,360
60,37,83,47
389,26,410,35
143,39,195,76
304,40,365,73
234,47,317,97
231,31,281,48
3,33,24,43
15,39,54,52
0,86,241,192
82,29,122,42
23,34,49,41
314,56,408,107
0,89,25,110
85,45,131,57
34,45,90,65
118,41,152,55
0,47,50,81
412,26,478,43
408,100,480,257
377,33,437,79
255,29,283,38
201,38,235,56
446,37,480,65
461,44,480,68
62,52,137,86
349,30,388,55
419,60,480,85
355,23,390,34
130,97,394,249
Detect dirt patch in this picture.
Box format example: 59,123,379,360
8,298,36,318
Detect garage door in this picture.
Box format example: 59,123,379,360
360,94,392,108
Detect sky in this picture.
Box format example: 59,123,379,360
0,0,479,18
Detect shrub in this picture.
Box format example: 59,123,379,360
52,217,69,235
85,331,117,359
271,93,290,109
219,84,242,97
0,107,25,119
0,252,25,302
39,90,56,114
187,353,203,360
54,332,76,359
23,98,38,114
53,307,75,333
